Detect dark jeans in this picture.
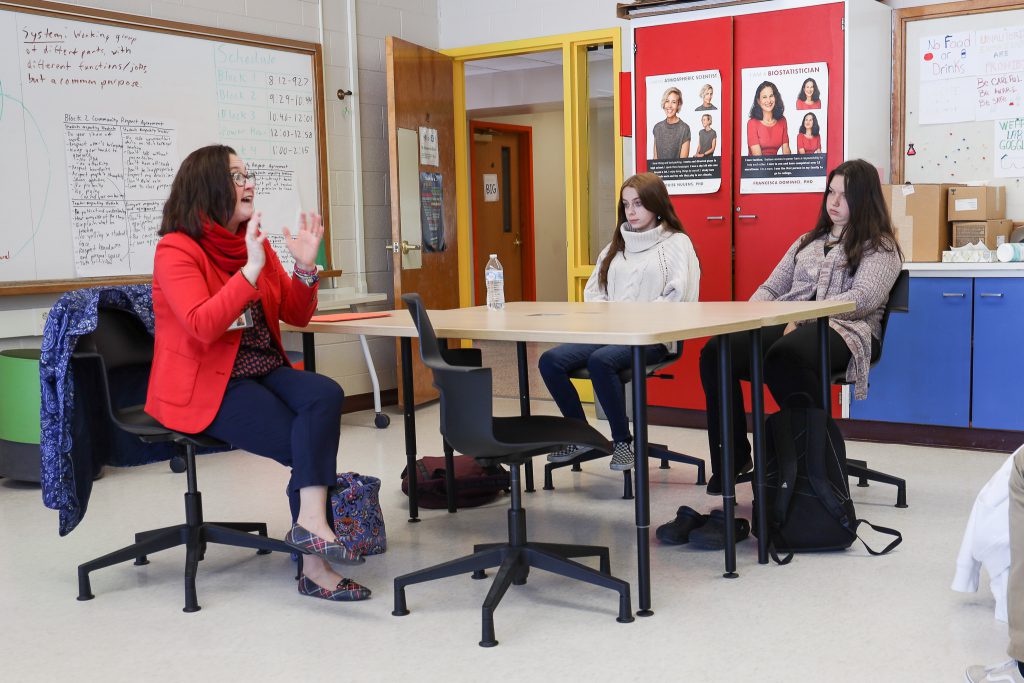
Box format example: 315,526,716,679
203,366,343,522
699,323,863,477
538,343,671,443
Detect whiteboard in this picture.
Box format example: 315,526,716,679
0,3,327,291
901,6,1024,219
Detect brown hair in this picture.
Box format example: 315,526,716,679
159,144,238,238
598,173,687,292
798,159,902,274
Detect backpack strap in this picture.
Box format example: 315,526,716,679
770,410,800,525
853,519,903,556
803,408,857,538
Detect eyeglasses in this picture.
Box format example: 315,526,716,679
230,171,257,187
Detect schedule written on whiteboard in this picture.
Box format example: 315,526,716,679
0,8,321,284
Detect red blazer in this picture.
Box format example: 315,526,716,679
145,232,318,433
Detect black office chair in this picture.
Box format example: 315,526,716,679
543,342,706,499
393,294,634,647
72,307,296,612
834,269,910,508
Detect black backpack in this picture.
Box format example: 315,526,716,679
758,393,902,564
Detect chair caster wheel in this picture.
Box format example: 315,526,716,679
169,456,186,473
374,413,390,429
471,570,487,580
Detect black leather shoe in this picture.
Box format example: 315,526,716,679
655,506,709,545
688,509,750,550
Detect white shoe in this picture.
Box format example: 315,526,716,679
966,660,1024,683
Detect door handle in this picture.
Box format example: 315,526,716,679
706,216,724,221
979,292,1004,298
737,214,758,220
942,292,965,297
386,240,422,255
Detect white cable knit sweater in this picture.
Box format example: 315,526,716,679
583,224,700,304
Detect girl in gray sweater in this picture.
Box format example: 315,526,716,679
699,158,903,495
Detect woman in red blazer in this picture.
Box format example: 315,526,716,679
146,145,369,602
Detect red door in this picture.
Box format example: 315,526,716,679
732,3,846,299
634,17,734,412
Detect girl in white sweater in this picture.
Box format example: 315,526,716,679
539,173,700,471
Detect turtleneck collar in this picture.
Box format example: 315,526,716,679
620,223,672,253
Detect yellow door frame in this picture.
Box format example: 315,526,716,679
443,28,623,308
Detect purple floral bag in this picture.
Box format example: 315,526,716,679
331,472,387,556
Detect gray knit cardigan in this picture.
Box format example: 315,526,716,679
750,233,903,399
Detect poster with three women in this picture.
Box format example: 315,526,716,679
739,62,828,194
644,70,722,195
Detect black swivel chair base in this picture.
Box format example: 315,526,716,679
735,461,907,508
847,458,908,508
76,443,297,612
392,464,634,647
543,443,706,499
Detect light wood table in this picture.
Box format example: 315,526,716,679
296,299,854,616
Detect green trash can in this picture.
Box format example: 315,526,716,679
0,348,42,482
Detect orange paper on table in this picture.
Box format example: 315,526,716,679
309,312,392,322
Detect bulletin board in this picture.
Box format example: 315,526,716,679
0,0,332,295
893,0,1024,220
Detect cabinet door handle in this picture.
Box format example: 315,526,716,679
942,292,965,297
979,292,1004,298
706,215,724,221
737,214,758,220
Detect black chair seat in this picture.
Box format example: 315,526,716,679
113,404,228,448
486,415,611,463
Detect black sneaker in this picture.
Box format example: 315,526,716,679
705,454,754,495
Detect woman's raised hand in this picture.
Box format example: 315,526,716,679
283,212,323,271
241,211,267,286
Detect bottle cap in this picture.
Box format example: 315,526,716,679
489,253,497,258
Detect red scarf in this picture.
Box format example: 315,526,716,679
197,217,248,273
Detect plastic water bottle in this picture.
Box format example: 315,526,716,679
485,254,505,311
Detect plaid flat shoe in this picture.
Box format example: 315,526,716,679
284,523,365,565
297,575,371,602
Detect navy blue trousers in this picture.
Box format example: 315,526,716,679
538,343,670,443
203,366,343,522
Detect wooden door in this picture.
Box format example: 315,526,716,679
386,37,460,404
634,17,734,412
469,121,535,305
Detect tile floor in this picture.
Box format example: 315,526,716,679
0,398,1016,682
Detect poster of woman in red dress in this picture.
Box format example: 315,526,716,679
740,62,828,194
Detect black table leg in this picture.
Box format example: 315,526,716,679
632,345,653,616
818,317,831,416
301,332,316,373
517,342,535,492
717,334,738,579
400,337,419,523
749,328,768,565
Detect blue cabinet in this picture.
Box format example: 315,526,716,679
851,277,972,427
972,279,1024,431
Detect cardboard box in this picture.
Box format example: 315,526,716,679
883,183,958,262
951,219,1013,249
948,186,1006,221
